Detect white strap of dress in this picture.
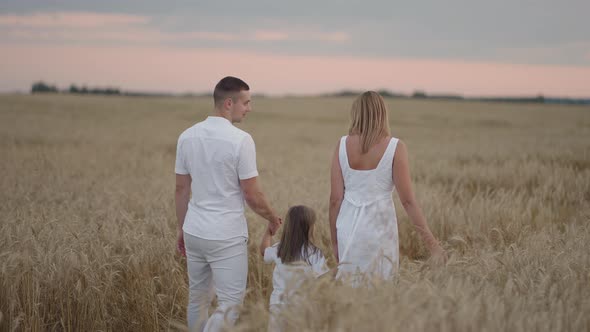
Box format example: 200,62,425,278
338,136,348,172
377,137,398,172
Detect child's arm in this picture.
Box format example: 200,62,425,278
259,225,273,257
311,252,330,278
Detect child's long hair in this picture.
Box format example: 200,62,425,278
277,205,319,264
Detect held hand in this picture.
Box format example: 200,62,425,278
268,217,282,236
176,230,186,257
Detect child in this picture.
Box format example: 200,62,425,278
259,205,329,331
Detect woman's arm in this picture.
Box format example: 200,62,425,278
259,225,273,257
329,141,345,263
393,140,446,259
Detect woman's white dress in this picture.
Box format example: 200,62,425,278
336,135,400,281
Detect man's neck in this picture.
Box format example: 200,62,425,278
211,110,232,123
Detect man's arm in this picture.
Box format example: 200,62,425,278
240,176,281,234
175,174,191,256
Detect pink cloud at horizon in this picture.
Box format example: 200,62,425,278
2,44,590,97
0,11,149,29
0,12,351,44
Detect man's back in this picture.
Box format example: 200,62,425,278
175,116,258,240
176,76,282,331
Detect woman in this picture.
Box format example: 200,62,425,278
329,91,445,282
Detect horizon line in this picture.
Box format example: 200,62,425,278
7,83,590,100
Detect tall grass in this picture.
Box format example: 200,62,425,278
1,94,589,331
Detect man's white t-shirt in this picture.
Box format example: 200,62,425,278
263,243,329,305
175,116,258,240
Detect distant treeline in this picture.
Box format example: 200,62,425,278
30,81,590,105
30,81,208,98
325,89,590,105
32,81,121,95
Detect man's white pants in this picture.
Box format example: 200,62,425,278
184,232,248,332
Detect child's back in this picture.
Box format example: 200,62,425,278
259,205,328,331
263,243,328,305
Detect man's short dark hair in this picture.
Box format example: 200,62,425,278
214,76,249,107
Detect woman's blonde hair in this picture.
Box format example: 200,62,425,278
348,91,391,153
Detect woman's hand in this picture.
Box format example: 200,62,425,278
176,229,186,257
428,243,447,265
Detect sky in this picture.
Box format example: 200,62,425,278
1,1,590,97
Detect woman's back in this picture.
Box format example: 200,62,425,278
339,135,398,206
336,134,400,281
345,135,392,171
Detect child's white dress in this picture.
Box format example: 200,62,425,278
263,243,329,331
336,136,400,282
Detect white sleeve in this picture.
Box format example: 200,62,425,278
237,135,258,180
263,246,278,264
311,252,329,277
175,137,189,175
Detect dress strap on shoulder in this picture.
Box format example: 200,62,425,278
338,136,349,171
381,137,399,168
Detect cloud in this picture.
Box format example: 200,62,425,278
0,12,238,45
0,11,162,44
0,11,149,28
172,31,238,42
2,28,242,44
316,32,349,42
0,3,588,67
252,31,290,41
0,12,350,45
250,30,350,42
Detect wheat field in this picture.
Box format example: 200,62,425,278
1,94,589,331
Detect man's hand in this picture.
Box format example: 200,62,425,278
268,217,282,236
177,229,186,257
175,174,191,257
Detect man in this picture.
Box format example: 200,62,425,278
175,76,282,331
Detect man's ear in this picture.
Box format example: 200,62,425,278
223,97,233,110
